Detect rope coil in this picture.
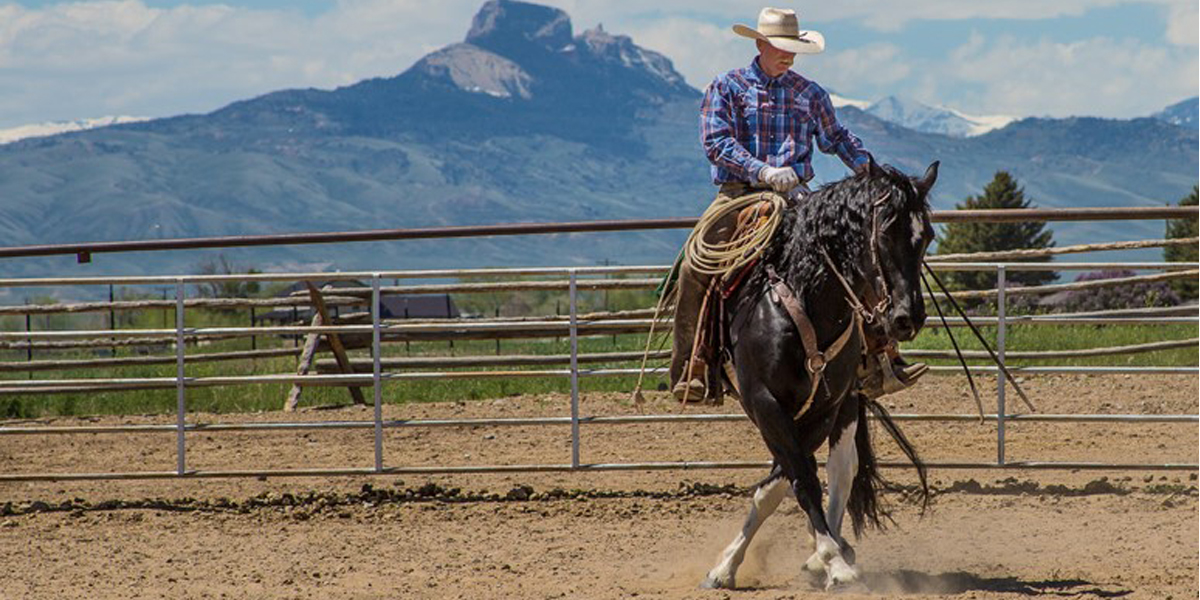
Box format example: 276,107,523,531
683,191,788,276
630,190,788,407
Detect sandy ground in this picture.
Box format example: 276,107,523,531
1,374,1196,599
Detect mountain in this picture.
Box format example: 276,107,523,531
1153,97,1198,129
0,0,1195,287
0,115,149,145
865,95,1015,137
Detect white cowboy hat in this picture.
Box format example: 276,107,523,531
732,8,825,55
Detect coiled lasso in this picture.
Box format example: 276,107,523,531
630,190,788,406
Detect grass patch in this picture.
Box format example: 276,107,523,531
0,305,1194,419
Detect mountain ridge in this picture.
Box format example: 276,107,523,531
0,0,1195,284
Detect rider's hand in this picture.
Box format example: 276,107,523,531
759,166,799,193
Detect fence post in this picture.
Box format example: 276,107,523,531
372,275,383,473
24,310,32,365
24,310,32,379
569,269,580,469
109,283,116,357
175,279,187,476
996,265,1007,467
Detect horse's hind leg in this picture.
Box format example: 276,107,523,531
701,468,788,589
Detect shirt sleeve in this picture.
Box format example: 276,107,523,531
812,88,871,173
700,77,768,182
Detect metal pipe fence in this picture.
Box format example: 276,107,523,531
1,226,1197,481
0,206,1194,262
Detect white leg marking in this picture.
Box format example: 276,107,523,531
825,419,859,537
804,420,859,575
702,476,788,589
816,531,859,590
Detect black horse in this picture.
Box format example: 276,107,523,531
701,160,939,591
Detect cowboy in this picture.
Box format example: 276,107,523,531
670,7,926,402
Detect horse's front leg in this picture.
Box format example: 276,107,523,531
803,416,859,576
787,453,859,591
701,468,788,589
746,391,860,591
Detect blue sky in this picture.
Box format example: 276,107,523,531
1,0,1196,129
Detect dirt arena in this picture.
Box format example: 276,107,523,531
1,374,1196,599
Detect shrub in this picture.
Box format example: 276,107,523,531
1061,270,1180,312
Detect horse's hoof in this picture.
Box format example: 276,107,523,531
824,561,861,592
802,551,825,574
825,579,870,594
841,543,856,566
699,574,733,589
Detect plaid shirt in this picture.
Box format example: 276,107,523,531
700,58,871,185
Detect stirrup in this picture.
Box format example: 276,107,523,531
881,354,927,393
672,378,707,403
895,357,929,385
860,353,927,399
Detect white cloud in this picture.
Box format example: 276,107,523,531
550,0,1197,41
941,33,1198,117
0,0,472,127
0,0,1195,129
1164,0,1199,47
805,43,913,93
618,16,746,88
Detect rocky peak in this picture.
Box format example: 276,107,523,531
465,0,573,53
397,0,696,111
576,26,688,89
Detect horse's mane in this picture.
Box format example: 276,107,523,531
741,165,922,306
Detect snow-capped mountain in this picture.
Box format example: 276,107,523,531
827,93,1015,137
865,95,1015,137
829,92,871,111
0,115,149,145
1152,97,1197,129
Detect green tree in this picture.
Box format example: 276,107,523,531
1164,185,1198,300
193,255,262,299
935,171,1057,291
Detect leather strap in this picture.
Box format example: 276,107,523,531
766,265,825,375
764,265,862,422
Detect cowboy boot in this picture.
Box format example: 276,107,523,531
858,352,929,399
672,356,709,403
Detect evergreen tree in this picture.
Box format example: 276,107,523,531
935,171,1057,291
1164,185,1198,300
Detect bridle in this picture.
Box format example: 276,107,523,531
819,189,903,331
761,186,917,416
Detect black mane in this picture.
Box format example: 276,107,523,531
741,165,925,306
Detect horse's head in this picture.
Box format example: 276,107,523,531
864,159,939,341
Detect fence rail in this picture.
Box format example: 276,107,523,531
1,206,1194,262
1,209,1197,482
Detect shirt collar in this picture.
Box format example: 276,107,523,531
749,57,788,86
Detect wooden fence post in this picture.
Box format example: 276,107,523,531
284,283,366,411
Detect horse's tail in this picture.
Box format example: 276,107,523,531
847,393,930,537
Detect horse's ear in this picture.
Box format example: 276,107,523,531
866,155,882,177
915,161,940,195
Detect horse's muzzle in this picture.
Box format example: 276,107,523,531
891,313,919,342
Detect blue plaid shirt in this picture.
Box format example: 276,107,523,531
700,58,871,185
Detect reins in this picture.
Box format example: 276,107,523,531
817,190,894,329
765,190,898,417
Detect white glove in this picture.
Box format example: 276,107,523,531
758,166,799,193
